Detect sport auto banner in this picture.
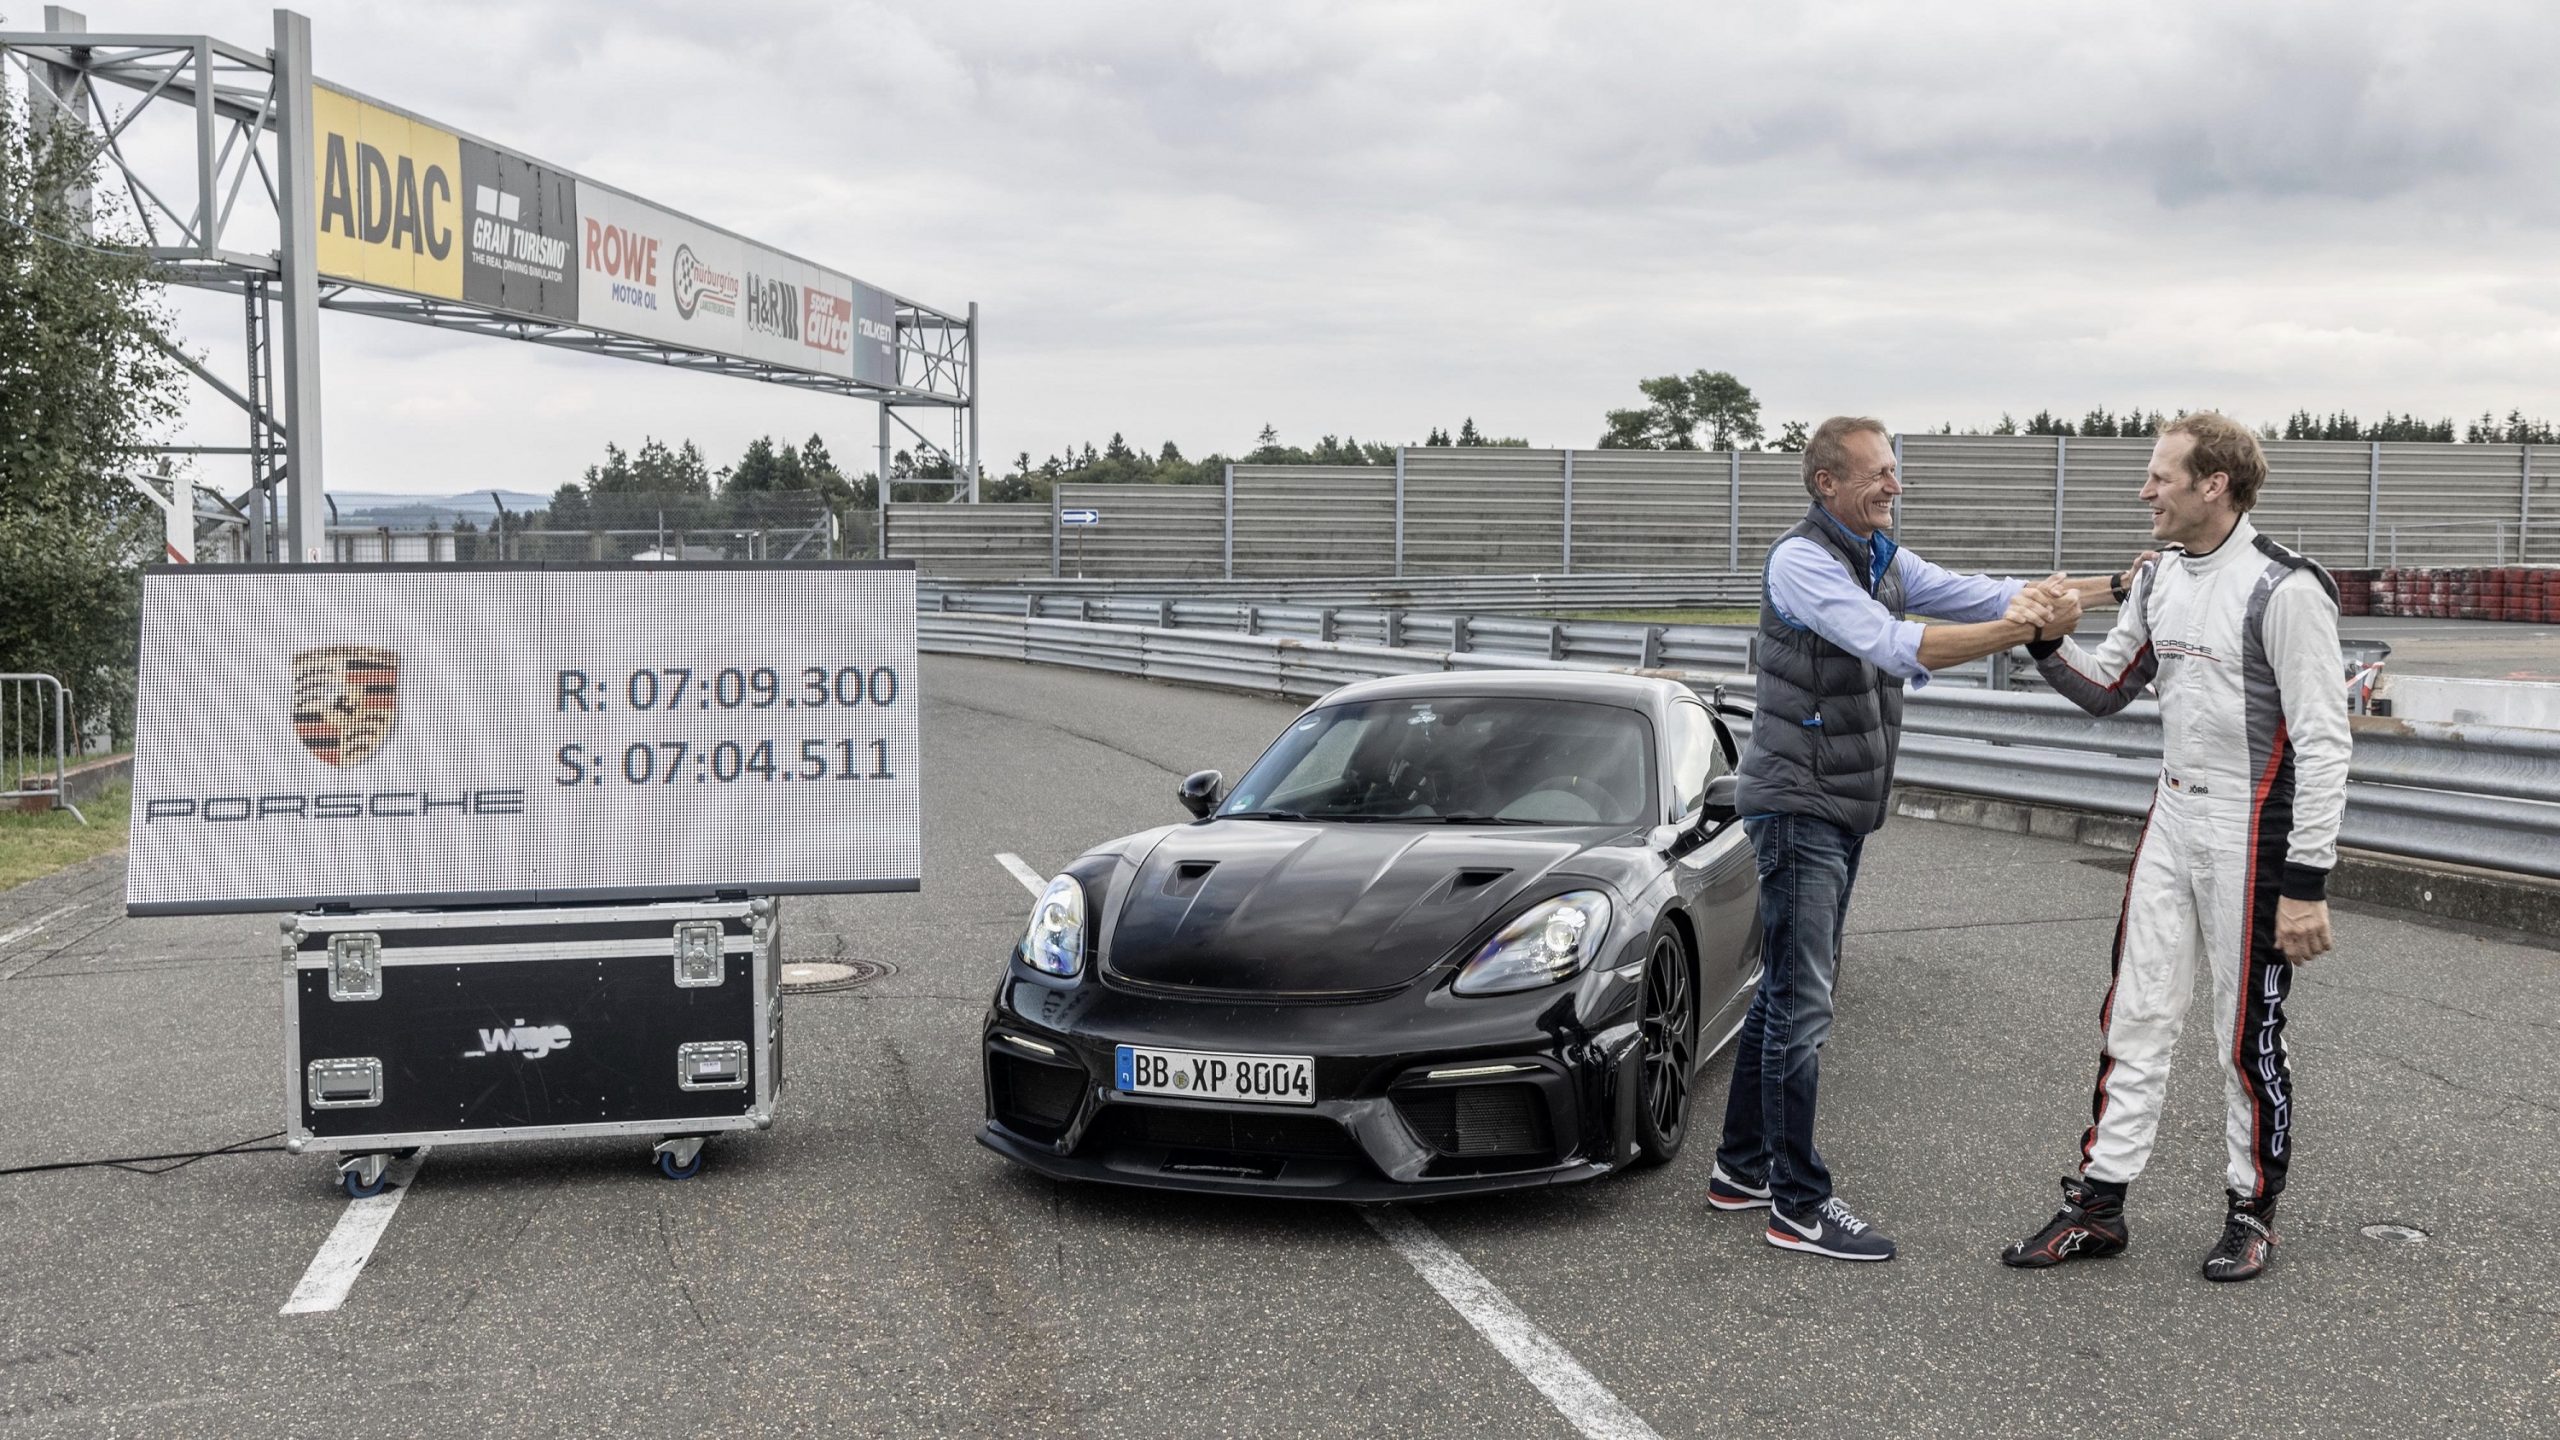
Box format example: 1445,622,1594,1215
125,564,920,915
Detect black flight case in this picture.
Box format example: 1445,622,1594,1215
282,898,781,1195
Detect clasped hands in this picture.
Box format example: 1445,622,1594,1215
2005,573,2084,643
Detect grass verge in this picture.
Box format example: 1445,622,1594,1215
0,781,129,892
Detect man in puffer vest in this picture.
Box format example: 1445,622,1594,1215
1999,412,2347,1283
1708,415,2126,1262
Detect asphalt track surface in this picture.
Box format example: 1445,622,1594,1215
2,655,2554,1438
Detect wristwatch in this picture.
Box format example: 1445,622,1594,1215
2109,570,2131,603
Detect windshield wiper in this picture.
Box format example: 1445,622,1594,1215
1219,808,1312,821
1427,814,1556,826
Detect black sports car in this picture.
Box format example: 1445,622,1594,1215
978,671,1762,1199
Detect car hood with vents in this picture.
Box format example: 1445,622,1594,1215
1100,819,1627,996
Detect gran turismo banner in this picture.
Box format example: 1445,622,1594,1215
309,83,897,387
125,564,922,915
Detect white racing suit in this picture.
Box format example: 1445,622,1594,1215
2030,518,2350,1202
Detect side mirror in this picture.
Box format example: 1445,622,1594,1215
1178,769,1225,820
1703,773,1739,822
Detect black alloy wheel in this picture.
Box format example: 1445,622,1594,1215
1634,929,1697,1165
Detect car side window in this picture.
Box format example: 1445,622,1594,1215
1669,701,1717,819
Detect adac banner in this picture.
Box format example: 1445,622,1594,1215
311,83,893,383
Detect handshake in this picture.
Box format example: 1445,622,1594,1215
2006,573,2085,644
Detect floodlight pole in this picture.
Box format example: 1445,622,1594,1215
272,8,326,562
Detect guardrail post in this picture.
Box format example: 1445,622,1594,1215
1222,462,1235,580
1451,615,1471,653
1319,608,1337,643
1640,626,1663,668
2052,435,2068,571
2366,441,2382,566
1024,594,1038,619
1244,604,1260,636
1728,450,1742,570
1988,650,2013,691
1560,449,1574,574
1050,494,1063,578
1548,622,1565,661
1393,448,1407,577
1158,599,1174,629
1746,633,1761,673
1384,610,1404,649
2523,445,2535,565
1078,597,1093,623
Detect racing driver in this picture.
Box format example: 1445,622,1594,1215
1999,412,2349,1283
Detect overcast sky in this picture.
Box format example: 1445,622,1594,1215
54,0,2560,495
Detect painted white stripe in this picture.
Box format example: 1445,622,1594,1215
995,852,1047,897
1364,1206,1661,1440
0,900,82,950
280,1149,429,1315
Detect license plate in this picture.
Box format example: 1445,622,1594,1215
1115,1044,1314,1106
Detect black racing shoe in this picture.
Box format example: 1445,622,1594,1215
1706,1163,1773,1212
2202,1198,2278,1282
1766,1196,1897,1261
2000,1177,2130,1269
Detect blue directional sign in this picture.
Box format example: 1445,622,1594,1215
1059,509,1102,527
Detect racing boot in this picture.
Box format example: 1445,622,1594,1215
2201,1191,2278,1282
1999,1176,2129,1268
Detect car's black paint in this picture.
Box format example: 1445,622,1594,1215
979,671,1760,1199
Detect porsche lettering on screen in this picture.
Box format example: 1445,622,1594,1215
125,565,919,915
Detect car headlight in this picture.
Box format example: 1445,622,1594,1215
1020,874,1086,978
1452,890,1612,996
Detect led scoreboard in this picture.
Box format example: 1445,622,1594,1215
125,563,919,915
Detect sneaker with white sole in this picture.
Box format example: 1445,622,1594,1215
1706,1163,1773,1212
1766,1196,1897,1261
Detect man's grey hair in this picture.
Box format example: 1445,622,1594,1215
1802,416,1891,498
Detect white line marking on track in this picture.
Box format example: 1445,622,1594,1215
995,852,1048,897
1364,1205,1662,1440
280,1149,430,1315
0,900,82,950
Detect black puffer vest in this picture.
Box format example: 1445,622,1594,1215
1734,504,1911,835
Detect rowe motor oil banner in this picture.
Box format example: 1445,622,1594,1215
125,564,921,915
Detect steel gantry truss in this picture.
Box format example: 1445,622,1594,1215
1,7,978,563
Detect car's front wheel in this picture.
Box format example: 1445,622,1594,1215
1633,926,1697,1165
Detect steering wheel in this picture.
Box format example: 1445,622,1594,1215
1515,771,1622,818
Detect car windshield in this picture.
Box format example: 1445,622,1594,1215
1219,696,1654,825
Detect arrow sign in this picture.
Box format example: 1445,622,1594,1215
1059,509,1102,526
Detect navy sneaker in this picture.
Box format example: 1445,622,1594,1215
1766,1196,1897,1261
1706,1163,1772,1212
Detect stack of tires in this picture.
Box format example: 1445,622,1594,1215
2359,566,2558,621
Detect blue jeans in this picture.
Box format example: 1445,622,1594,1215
1713,812,1866,1216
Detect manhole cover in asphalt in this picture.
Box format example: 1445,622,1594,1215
2360,1223,2429,1244
781,958,895,994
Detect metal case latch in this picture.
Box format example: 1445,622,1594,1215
307,1057,385,1109
328,932,383,1001
674,921,725,988
676,1040,748,1091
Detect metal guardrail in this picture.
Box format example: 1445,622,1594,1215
917,614,2560,882
920,571,1764,613
2,674,87,824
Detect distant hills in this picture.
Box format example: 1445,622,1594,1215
326,490,552,527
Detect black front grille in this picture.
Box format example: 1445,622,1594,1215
990,1049,1087,1141
1393,1083,1552,1158
1086,1104,1360,1159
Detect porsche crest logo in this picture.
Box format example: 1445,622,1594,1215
291,646,400,767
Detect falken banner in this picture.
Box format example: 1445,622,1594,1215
124,564,921,915
311,84,896,387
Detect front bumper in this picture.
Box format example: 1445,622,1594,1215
979,960,1646,1201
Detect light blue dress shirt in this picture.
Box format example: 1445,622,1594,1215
1766,509,2024,689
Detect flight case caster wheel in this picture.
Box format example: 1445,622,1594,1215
337,1153,391,1199
653,1136,706,1180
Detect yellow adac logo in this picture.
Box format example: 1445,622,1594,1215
312,86,462,300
